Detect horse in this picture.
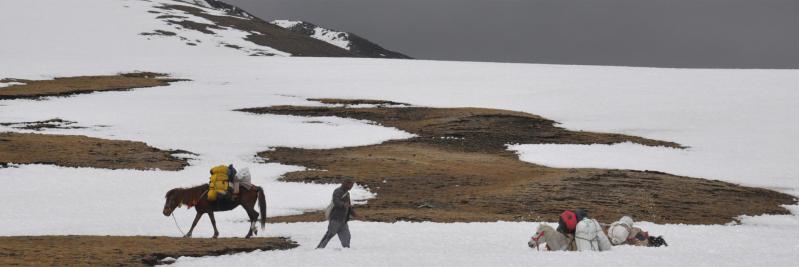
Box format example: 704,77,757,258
163,184,267,238
528,224,575,251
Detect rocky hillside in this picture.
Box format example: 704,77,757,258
271,20,412,59
149,0,410,58
191,0,257,19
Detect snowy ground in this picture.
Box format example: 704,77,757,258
1,0,799,266
173,218,799,267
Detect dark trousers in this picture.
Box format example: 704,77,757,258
316,220,351,248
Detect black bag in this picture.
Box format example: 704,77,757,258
648,236,668,247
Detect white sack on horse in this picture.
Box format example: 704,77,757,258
233,167,255,193
608,216,634,245
574,218,612,251
608,216,653,246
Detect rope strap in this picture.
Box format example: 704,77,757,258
172,213,186,236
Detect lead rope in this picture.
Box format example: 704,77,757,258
172,213,186,236
173,190,207,237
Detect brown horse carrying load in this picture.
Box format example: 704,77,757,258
208,165,232,201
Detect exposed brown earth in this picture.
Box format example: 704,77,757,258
239,104,684,154
0,236,297,266
140,29,178,36
0,118,86,131
0,72,185,100
0,132,191,171
308,98,411,107
243,99,795,225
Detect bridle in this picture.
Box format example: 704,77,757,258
531,231,546,251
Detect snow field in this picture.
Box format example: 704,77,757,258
172,219,799,267
0,163,374,237
1,0,799,266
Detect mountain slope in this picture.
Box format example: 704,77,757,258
144,0,409,58
191,0,257,19
271,20,412,59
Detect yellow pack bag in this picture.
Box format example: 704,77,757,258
208,165,230,201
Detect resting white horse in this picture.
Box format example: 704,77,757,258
528,224,574,251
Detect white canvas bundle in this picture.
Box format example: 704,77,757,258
608,216,635,245
575,218,612,251
236,167,252,183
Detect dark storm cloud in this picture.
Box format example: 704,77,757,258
225,0,798,68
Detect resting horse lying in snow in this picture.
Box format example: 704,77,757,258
528,224,576,251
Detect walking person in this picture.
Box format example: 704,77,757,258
317,178,360,249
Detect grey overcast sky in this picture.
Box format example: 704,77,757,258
225,0,798,68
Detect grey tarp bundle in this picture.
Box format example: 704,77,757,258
574,218,612,251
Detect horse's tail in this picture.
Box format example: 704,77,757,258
257,186,267,230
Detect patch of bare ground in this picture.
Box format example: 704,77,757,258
243,99,795,225
308,98,411,107
0,118,86,131
0,72,186,100
0,132,191,171
0,236,296,266
140,29,178,36
239,104,684,153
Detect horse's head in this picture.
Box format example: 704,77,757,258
163,189,181,216
529,224,552,250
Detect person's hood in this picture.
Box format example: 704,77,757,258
574,209,588,221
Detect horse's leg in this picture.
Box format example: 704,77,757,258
243,203,258,238
208,211,219,238
185,212,203,238
251,193,261,235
